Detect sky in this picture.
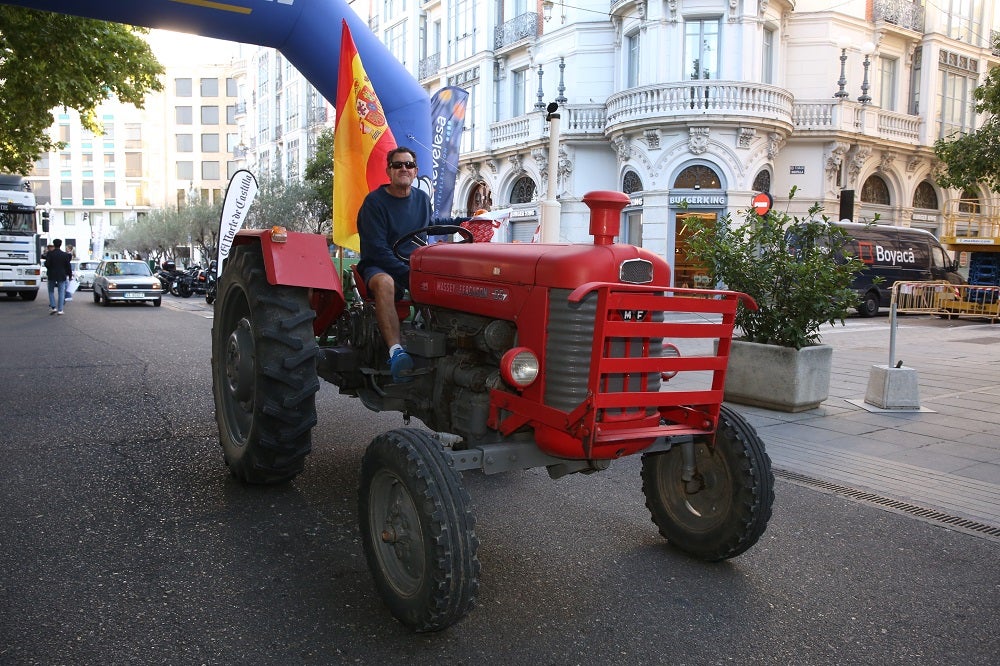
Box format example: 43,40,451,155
143,29,243,67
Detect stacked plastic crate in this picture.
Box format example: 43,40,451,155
967,253,1000,304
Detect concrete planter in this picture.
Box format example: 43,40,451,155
723,340,833,413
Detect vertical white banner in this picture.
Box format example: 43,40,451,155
91,215,106,260
216,169,259,277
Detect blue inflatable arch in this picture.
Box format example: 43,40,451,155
0,0,431,166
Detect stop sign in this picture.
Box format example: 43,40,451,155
752,192,773,216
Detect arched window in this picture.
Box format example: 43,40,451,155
510,176,536,204
912,181,938,210
622,171,643,194
466,181,492,215
673,164,721,189
860,174,890,205
752,170,771,193
958,187,980,213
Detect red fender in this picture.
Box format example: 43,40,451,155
232,230,346,334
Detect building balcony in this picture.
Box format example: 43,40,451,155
873,0,925,33
494,13,539,52
605,81,795,136
419,52,441,81
488,104,608,153
307,106,327,125
792,99,923,145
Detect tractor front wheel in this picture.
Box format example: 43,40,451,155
211,244,318,484
359,428,480,632
641,405,774,561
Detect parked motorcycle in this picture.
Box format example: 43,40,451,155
204,262,218,305
171,265,201,298
155,260,180,295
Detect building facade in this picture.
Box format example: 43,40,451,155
25,32,243,261
402,0,999,283
27,2,1000,281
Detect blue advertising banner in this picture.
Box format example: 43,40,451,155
429,87,470,215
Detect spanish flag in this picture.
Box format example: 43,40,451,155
333,20,396,252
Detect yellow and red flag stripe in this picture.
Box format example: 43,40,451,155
333,20,396,252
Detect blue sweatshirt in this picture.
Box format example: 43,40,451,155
356,185,434,286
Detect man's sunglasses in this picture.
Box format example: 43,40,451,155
389,161,417,170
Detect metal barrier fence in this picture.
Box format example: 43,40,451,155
891,281,1000,322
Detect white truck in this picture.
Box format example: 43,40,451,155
0,174,43,301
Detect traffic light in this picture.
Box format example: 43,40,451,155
40,209,50,232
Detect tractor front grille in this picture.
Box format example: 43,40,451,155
620,259,653,284
545,288,661,416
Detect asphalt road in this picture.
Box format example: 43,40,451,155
1,292,997,665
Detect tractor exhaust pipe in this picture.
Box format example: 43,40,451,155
582,190,629,246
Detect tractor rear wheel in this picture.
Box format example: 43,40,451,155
359,428,480,632
641,405,773,561
211,244,318,484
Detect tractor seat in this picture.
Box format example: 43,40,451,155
351,264,412,321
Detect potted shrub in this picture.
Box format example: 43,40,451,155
683,190,864,412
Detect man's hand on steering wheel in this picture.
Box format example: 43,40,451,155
392,224,475,263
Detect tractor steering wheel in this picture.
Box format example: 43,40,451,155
392,224,475,264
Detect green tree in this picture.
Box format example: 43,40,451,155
115,208,187,264
933,34,1000,192
683,192,864,350
0,7,164,174
115,199,223,265
304,127,333,223
248,177,329,235
180,198,223,263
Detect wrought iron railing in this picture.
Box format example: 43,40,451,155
494,13,538,51
873,0,925,33
419,52,441,80
307,106,327,125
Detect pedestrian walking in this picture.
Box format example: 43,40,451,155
44,239,73,315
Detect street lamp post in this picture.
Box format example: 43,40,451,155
539,101,561,243
858,41,875,105
834,38,850,99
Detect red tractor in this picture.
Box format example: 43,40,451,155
211,190,774,632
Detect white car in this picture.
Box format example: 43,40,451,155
72,260,101,290
92,260,162,307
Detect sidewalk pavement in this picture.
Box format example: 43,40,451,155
732,314,1000,542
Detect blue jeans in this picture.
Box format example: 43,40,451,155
47,279,67,311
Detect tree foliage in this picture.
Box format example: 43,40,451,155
113,199,222,266
304,127,333,223
0,6,164,174
932,35,1000,192
683,191,864,349
247,177,330,236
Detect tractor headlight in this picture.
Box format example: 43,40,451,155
500,347,539,389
